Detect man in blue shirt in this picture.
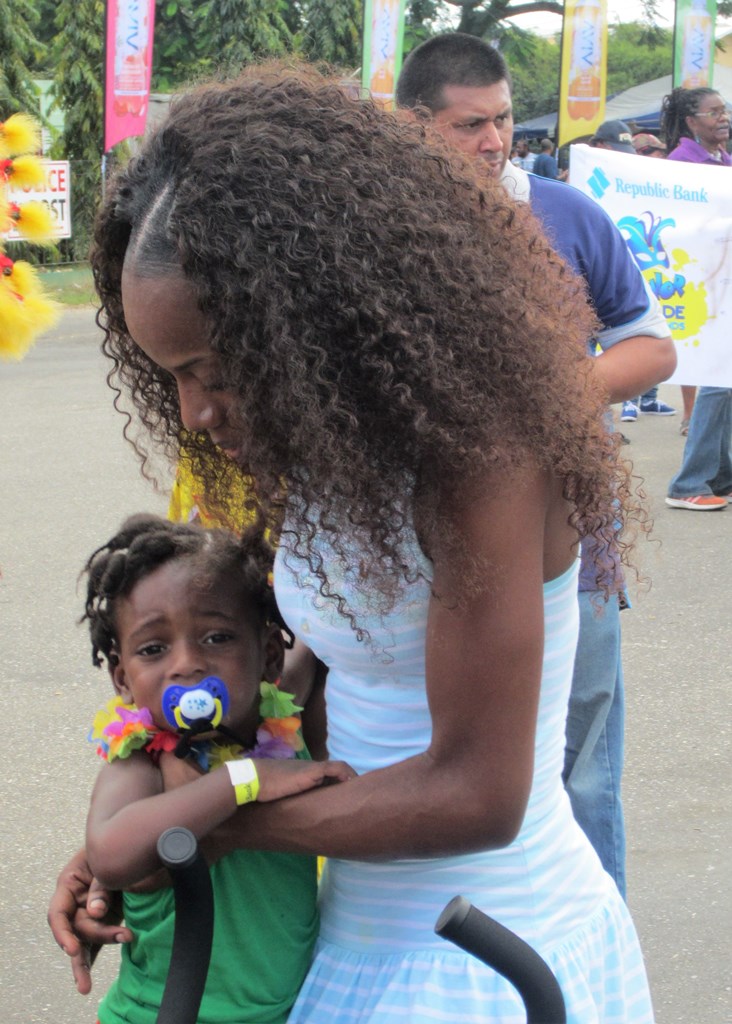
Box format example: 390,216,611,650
397,33,676,897
532,138,559,179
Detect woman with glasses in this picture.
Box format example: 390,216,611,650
662,86,731,165
660,88,732,510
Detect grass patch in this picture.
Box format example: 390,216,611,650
38,264,96,306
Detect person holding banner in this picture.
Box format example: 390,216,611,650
396,32,677,899
48,66,655,1023
660,86,732,510
588,119,636,154
665,388,732,509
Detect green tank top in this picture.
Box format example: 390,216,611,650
97,847,318,1023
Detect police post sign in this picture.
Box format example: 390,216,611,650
6,160,71,240
569,144,732,387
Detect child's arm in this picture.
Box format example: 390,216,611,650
86,751,353,891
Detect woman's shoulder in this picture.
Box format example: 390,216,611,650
428,463,575,582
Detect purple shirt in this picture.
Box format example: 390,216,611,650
667,136,732,165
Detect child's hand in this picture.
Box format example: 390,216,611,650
254,758,356,802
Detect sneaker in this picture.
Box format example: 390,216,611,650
620,401,638,422
640,399,676,415
665,495,727,510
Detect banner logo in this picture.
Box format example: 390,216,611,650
618,212,708,338
586,166,611,198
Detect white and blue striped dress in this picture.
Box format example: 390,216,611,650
275,538,654,1024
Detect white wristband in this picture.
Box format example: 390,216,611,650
226,758,260,805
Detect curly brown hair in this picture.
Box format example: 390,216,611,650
92,63,638,609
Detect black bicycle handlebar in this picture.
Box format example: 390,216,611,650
156,827,215,1024
435,895,567,1024
154,831,565,1024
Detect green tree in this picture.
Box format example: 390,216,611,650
52,0,104,260
299,0,363,68
0,0,41,112
499,22,674,123
207,0,295,73
606,22,673,96
498,27,560,122
152,0,213,91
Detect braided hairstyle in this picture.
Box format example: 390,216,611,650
661,87,721,153
82,514,287,669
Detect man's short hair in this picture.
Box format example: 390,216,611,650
540,138,553,151
396,33,511,112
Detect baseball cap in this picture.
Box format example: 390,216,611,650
590,120,635,154
631,133,667,155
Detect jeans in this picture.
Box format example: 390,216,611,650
563,591,626,898
668,387,732,497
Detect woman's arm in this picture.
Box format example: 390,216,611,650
212,464,576,860
87,750,353,889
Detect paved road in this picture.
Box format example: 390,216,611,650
1,307,729,1022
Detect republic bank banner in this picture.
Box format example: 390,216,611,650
569,145,732,387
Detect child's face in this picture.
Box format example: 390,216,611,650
111,557,283,742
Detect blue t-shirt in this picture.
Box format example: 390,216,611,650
532,152,558,179
527,174,668,591
528,175,659,340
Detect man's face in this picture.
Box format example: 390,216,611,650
431,80,514,179
516,139,529,157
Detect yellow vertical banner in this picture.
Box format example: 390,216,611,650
558,0,609,147
361,0,407,109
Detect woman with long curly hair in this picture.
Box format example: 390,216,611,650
50,66,653,1022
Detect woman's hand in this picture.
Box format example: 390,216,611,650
255,757,356,801
47,848,132,995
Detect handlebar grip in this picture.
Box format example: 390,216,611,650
156,827,215,1024
435,895,566,1024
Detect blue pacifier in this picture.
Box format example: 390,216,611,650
162,675,230,732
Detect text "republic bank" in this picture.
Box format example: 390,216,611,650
615,179,709,203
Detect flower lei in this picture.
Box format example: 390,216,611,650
89,681,304,771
